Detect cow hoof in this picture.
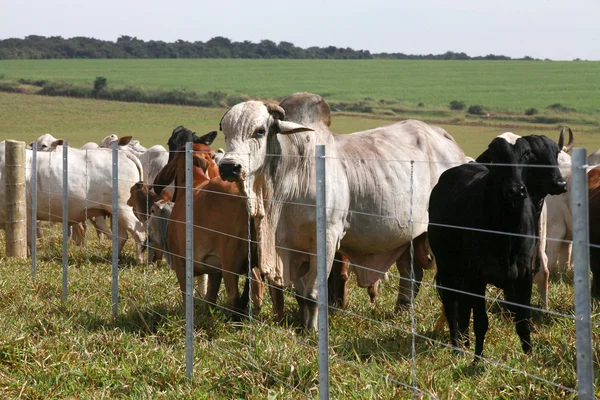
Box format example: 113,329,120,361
394,299,411,312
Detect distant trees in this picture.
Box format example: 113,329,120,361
0,35,534,60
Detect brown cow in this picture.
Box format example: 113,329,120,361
127,181,173,223
154,143,264,317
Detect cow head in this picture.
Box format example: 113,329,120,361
521,133,568,197
479,133,532,204
31,133,64,151
218,101,313,183
167,126,217,163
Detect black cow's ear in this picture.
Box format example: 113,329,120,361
476,149,492,164
194,131,217,146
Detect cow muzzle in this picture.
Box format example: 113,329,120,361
549,179,567,195
219,162,243,182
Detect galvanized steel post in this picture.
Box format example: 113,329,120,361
112,141,119,318
571,148,594,399
31,142,37,279
185,141,194,380
315,144,329,400
62,141,69,302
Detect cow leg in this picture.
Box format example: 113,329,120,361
395,248,424,311
118,210,146,264
269,283,286,323
472,285,489,360
533,257,549,310
71,223,86,247
301,259,320,331
440,284,460,352
92,216,109,240
196,274,208,299
367,281,379,304
457,294,472,349
250,267,264,313
328,253,349,308
222,270,243,320
433,305,447,334
205,273,222,308
505,269,533,354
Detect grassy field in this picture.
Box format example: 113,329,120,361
1,59,599,114
0,223,598,398
2,93,600,157
1,72,600,397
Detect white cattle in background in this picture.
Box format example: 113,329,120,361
0,140,146,263
28,133,111,242
99,135,172,196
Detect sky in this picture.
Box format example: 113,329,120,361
2,0,599,60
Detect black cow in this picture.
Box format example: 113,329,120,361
428,133,565,360
166,126,217,163
154,126,217,199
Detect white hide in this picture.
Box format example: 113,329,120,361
0,141,146,262
219,100,468,328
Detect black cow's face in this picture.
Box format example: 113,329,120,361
166,126,217,163
485,136,532,203
521,135,567,197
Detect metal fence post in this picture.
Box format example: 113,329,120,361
315,144,329,400
571,147,594,399
62,141,69,302
185,141,194,380
31,142,37,279
112,141,119,318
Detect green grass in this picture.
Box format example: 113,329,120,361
1,59,599,114
2,93,600,158
1,92,600,397
0,223,598,398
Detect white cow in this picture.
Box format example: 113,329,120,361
535,129,576,308
0,140,146,263
99,135,171,195
29,133,64,150
218,93,468,329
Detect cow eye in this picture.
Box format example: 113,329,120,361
41,145,47,149
254,127,266,138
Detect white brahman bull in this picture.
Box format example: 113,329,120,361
0,140,146,263
218,93,468,329
99,135,171,196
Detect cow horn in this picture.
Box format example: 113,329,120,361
564,128,574,153
265,103,286,120
557,127,565,151
219,109,230,131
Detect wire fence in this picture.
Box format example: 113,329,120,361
3,139,597,399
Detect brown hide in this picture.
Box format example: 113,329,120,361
164,146,264,316
127,181,173,223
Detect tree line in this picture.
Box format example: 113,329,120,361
0,35,536,60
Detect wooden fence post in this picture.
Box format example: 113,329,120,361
5,140,28,258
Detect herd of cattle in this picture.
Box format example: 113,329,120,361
1,92,598,360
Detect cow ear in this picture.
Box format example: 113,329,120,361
119,136,133,146
276,120,314,135
265,103,286,121
475,149,492,164
194,131,217,146
51,139,64,147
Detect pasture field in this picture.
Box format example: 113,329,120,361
0,226,597,399
1,59,600,114
2,93,600,157
0,91,600,398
